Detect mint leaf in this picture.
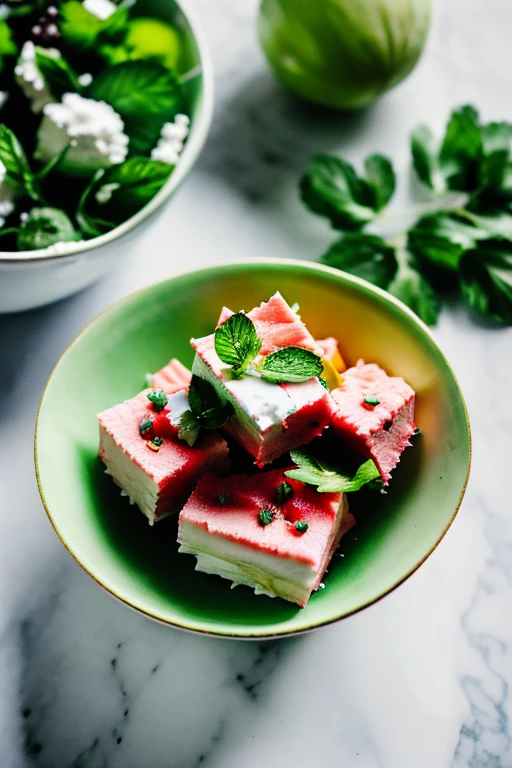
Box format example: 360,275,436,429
411,124,445,193
459,241,512,325
478,122,512,191
34,48,80,100
439,105,482,192
260,347,323,384
214,312,262,377
286,450,380,493
300,155,376,231
364,154,395,211
17,207,80,251
88,61,183,155
187,374,232,430
408,212,490,272
76,157,173,235
321,232,398,289
0,21,16,73
177,410,201,447
387,262,441,326
60,0,130,52
0,124,38,200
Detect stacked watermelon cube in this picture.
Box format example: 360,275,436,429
98,293,416,607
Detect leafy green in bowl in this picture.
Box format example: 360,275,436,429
0,0,207,251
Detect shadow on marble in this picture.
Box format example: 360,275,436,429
201,72,379,204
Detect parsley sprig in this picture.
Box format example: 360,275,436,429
301,105,512,326
178,375,233,447
285,449,380,493
214,312,323,383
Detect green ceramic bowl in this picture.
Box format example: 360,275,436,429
35,260,471,638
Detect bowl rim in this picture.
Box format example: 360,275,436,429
34,259,472,639
0,0,215,265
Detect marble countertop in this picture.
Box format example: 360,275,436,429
1,0,511,765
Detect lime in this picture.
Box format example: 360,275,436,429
125,17,181,70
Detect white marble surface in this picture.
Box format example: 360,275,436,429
0,0,511,765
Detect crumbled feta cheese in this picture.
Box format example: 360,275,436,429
83,0,117,20
0,161,19,225
95,182,120,204
0,91,7,110
0,4,10,19
14,41,56,114
151,114,190,165
78,73,93,87
0,159,6,186
35,93,129,176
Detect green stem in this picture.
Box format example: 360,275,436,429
179,66,202,85
34,144,71,182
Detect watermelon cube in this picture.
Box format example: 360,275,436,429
98,390,230,524
191,293,331,466
177,469,355,607
149,358,191,393
329,360,416,483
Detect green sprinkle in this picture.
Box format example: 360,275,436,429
275,481,294,505
413,427,421,435
152,436,163,446
295,520,308,534
139,417,153,436
215,493,231,506
147,389,168,412
364,395,380,406
258,509,274,526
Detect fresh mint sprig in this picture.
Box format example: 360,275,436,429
178,375,233,447
285,449,380,493
214,312,324,384
300,104,512,326
214,312,262,378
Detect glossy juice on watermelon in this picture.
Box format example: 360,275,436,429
178,468,355,607
191,293,332,466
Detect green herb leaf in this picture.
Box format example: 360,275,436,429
34,48,80,100
214,312,262,377
177,410,201,447
76,157,173,235
364,396,380,406
0,21,17,73
260,347,323,384
88,61,183,155
439,105,482,192
286,450,380,493
411,124,445,193
0,124,38,200
17,207,80,251
407,212,490,272
364,154,395,210
187,374,232,430
275,481,294,505
387,261,441,326
299,154,376,231
294,520,308,534
258,509,274,526
321,232,398,289
147,389,168,412
478,121,512,191
459,240,512,324
60,0,131,52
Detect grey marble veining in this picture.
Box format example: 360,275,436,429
0,0,511,766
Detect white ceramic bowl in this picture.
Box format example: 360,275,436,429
0,0,214,314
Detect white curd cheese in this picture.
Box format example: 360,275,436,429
151,114,190,165
14,41,56,114
35,93,129,176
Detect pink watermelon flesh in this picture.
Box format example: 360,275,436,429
216,292,324,356
97,390,230,524
329,360,416,483
178,469,355,607
152,358,191,393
